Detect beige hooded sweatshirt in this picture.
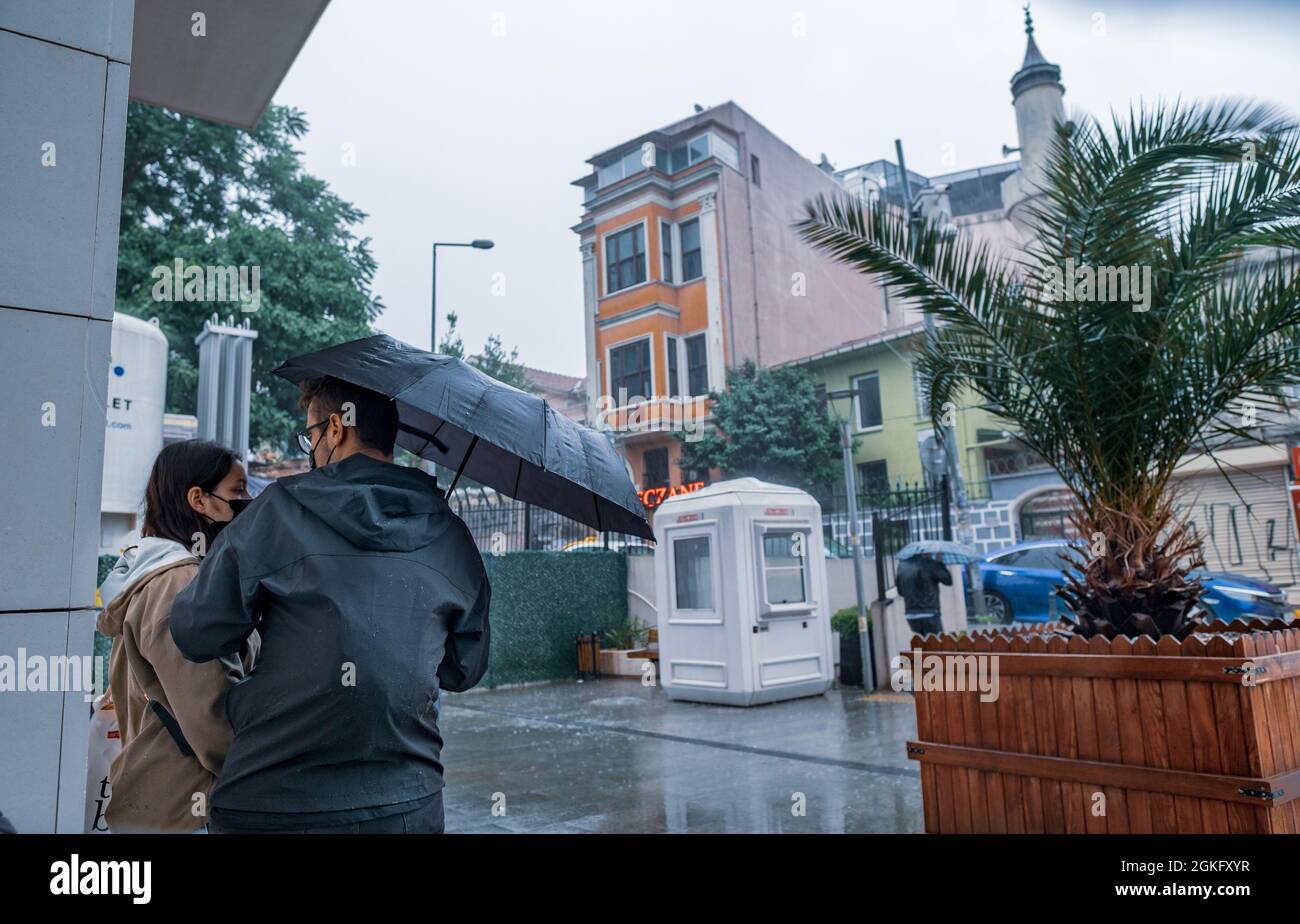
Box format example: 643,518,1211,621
97,537,258,832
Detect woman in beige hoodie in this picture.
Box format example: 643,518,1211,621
97,440,258,833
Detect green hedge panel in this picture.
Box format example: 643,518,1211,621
95,550,630,689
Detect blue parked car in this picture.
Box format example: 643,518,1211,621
969,539,1294,624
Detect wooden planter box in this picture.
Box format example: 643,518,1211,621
905,619,1300,833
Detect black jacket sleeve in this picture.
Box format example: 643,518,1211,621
170,529,261,663
437,574,490,693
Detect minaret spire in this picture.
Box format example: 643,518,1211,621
1003,2,1067,229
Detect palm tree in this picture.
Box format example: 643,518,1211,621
797,100,1300,639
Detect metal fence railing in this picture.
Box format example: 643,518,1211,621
819,478,953,599
446,488,655,555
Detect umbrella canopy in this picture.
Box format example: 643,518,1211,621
273,334,653,540
896,540,979,565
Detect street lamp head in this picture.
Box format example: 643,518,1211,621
471,239,495,250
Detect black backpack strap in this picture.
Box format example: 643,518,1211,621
147,699,195,757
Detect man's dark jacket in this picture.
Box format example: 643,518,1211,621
170,454,490,816
895,555,952,615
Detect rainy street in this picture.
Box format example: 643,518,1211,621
440,681,924,834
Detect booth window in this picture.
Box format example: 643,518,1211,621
761,530,807,605
673,536,714,610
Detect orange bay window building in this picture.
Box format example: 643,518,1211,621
572,102,889,504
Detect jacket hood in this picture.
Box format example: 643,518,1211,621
98,537,197,635
278,454,451,552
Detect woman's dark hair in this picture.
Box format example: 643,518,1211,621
141,440,240,547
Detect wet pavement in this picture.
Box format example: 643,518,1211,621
438,679,924,833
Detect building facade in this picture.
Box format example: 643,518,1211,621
572,102,889,495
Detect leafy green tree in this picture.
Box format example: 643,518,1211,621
439,311,532,392
115,103,382,453
677,361,844,494
798,99,1300,638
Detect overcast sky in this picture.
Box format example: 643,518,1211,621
271,0,1300,377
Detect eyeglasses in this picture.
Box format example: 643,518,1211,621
297,420,328,455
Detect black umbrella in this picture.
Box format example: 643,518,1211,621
273,334,653,540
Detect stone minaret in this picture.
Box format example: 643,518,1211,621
1003,4,1066,231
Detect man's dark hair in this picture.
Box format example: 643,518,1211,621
142,440,239,547
298,376,400,456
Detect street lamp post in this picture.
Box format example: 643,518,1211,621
819,384,876,690
894,139,970,536
431,239,495,351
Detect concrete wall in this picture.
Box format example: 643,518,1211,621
712,103,890,370
0,1,134,833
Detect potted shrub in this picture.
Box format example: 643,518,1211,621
832,607,864,687
799,100,1300,833
600,618,650,678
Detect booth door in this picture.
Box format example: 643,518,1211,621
662,522,731,695
748,522,827,691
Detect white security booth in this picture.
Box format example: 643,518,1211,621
653,478,834,706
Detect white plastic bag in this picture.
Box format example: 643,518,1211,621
84,692,121,833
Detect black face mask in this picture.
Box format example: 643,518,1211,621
197,495,252,552
309,427,337,471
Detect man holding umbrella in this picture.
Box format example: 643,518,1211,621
894,541,979,636
171,375,490,834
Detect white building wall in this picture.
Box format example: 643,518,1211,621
0,2,135,833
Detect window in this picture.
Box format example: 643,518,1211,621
681,463,708,484
666,335,681,397
685,333,709,395
604,224,646,294
660,220,674,283
674,536,714,610
853,372,882,429
670,134,712,172
761,529,807,605
597,146,656,189
912,362,929,419
989,549,1027,566
680,218,702,281
609,339,651,402
644,448,669,488
1020,545,1077,571
857,460,889,494
751,153,761,187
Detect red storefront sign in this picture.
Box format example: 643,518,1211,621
638,481,705,510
